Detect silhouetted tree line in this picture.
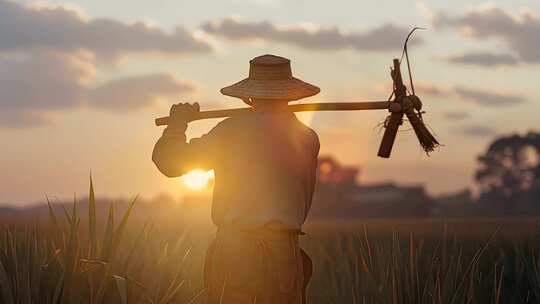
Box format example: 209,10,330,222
432,131,540,217
474,131,540,215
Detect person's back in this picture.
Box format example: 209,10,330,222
210,111,319,230
152,54,320,303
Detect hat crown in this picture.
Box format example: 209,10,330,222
249,54,292,81
250,54,290,65
220,53,320,101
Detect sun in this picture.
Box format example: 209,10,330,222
181,169,214,190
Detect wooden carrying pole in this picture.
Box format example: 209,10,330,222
154,101,391,126
154,58,439,158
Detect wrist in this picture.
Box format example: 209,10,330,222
163,120,187,137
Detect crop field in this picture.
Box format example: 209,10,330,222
1,187,540,303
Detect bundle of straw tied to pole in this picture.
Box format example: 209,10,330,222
155,28,440,158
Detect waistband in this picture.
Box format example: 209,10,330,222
217,225,305,239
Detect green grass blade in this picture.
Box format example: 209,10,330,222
159,280,185,304
100,203,115,261
113,275,128,304
109,196,138,261
0,259,14,304
114,196,138,242
122,222,149,273
46,196,61,232
88,176,97,259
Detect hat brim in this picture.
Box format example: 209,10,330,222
220,77,320,101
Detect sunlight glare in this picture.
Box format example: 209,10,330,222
181,169,214,190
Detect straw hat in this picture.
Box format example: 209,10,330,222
220,54,320,102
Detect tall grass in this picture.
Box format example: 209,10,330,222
2,183,540,303
304,225,540,303
0,181,198,304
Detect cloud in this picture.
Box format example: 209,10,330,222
0,0,211,61
415,82,451,96
0,110,50,128
0,51,195,128
461,125,497,137
454,87,525,106
0,51,91,112
430,4,540,64
236,0,280,6
201,18,418,51
413,82,525,107
0,0,205,128
89,74,195,111
443,111,469,120
445,52,518,67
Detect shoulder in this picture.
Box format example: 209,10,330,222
210,115,251,132
307,126,320,150
212,112,270,130
205,115,253,139
293,116,318,138
294,119,320,149
209,116,241,131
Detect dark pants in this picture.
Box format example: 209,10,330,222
204,228,313,304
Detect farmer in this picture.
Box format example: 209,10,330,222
152,54,320,304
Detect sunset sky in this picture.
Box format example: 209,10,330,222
1,0,539,205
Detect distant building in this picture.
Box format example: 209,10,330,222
318,156,359,186
310,156,432,219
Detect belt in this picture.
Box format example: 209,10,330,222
217,225,305,238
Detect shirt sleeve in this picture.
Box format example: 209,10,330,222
152,120,226,177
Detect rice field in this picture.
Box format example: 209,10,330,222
2,184,540,303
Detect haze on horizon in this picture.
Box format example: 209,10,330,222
1,0,539,206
